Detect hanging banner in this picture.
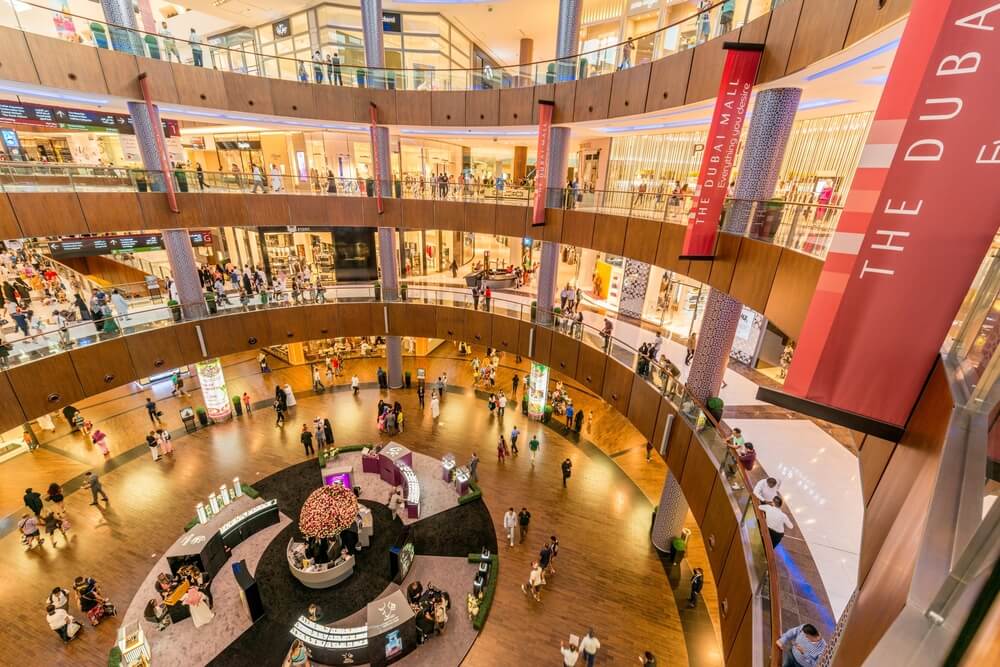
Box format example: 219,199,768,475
532,100,554,226
680,43,762,258
779,0,1000,430
369,103,384,214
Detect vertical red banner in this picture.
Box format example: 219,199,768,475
680,44,762,258
532,101,554,226
369,103,384,215
784,0,1000,428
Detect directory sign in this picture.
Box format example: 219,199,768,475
0,99,178,136
48,231,212,258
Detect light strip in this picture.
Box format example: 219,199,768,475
805,39,900,81
0,83,109,106
400,128,538,137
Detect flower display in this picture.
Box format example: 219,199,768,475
299,484,359,538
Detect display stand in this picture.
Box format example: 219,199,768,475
232,559,265,623
180,407,197,433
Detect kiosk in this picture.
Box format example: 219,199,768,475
287,538,355,589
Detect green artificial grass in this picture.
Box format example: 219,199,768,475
182,483,260,531
466,553,499,630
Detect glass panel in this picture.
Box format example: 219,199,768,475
317,5,362,29
405,14,448,35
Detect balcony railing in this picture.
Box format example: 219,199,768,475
0,165,839,259
0,0,768,92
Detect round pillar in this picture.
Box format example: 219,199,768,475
651,472,689,552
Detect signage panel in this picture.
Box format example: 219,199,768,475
532,101,554,226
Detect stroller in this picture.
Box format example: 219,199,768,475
77,579,117,626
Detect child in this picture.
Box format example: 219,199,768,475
242,392,252,414
92,429,110,457
156,429,173,456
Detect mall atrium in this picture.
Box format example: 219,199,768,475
0,0,996,666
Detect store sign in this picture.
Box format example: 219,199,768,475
382,11,402,33
48,231,212,259
272,18,291,39
679,44,762,258
527,362,550,419
196,358,231,422
782,0,1000,428
532,101,554,226
0,99,178,137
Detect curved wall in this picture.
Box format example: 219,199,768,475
0,0,911,125
0,192,822,338
0,301,756,664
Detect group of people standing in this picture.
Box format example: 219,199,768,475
300,415,336,456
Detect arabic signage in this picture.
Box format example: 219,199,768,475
48,231,212,259
0,99,179,137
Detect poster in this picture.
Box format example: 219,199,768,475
532,101,554,226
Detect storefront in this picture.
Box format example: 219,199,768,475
399,230,467,277
258,227,377,284
267,336,445,365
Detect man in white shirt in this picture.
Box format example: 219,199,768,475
503,507,517,546
159,21,179,62
46,604,74,642
759,496,793,548
521,561,543,601
753,477,781,504
560,641,580,666
579,629,601,667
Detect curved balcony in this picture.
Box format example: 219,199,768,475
0,287,784,665
0,167,826,339
0,0,910,124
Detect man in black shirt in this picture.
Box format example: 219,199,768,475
561,458,573,488
517,507,531,544
300,425,314,456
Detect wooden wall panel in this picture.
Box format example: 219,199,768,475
592,214,626,256
701,481,739,576
198,311,270,359
626,375,661,442
287,196,331,228
337,304,377,338
687,258,712,285
245,194,290,228
575,343,607,397
758,0,802,82
517,322,533,359
467,310,496,345
686,33,736,103
725,597,754,666
572,74,614,122
125,327,186,378
787,0,855,74
8,193,87,237
494,204,527,239
268,79,317,118
401,199,435,230
435,306,465,341
549,334,580,377
25,34,107,93
431,91,466,126
858,434,896,506
434,201,465,233
173,323,205,364
0,372,27,434
170,64,228,109
532,82,576,124
354,88,397,124
532,326,552,367
542,208,563,243
266,306,313,344
136,193,203,230
333,197,367,228
402,304,436,339
718,536,753,656
847,0,911,47
466,89,499,125
78,192,141,234
490,315,521,354
622,217,662,265
739,12,771,52
499,86,534,125
97,49,141,98
465,202,497,236
197,193,250,229
679,440,717,523
312,85,355,122
136,58,180,104
385,303,407,337
652,399,676,453
665,413,693,476
561,210,595,249
602,359,633,416
395,91,433,125
609,63,652,118
654,224,691,275
6,353,84,418
728,239,781,313
764,249,823,339
362,197,400,229
303,304,342,341
0,26,40,84
707,233,742,293
645,48,693,113
0,194,22,240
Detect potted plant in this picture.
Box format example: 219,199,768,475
167,299,182,322
400,282,408,301
530,300,537,322
232,396,243,416
108,646,123,667
521,394,528,415
196,407,209,426
706,396,724,424
373,280,382,301
204,289,217,314
542,404,553,423
404,370,412,388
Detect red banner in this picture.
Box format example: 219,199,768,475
680,44,762,258
369,103,384,215
532,101,554,226
784,0,1000,427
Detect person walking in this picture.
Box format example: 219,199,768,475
564,402,575,431
23,487,43,517
146,431,161,462
619,37,634,70
417,383,425,408
46,482,65,512
18,513,44,548
529,434,540,464
189,28,203,66
688,568,705,608
521,561,543,602
646,440,654,462
242,392,252,415
580,630,601,667
776,624,826,667
538,543,552,584
546,535,560,576
84,472,108,505
503,507,517,547
300,425,315,457
160,21,179,62
510,425,520,455
496,435,507,463
561,458,573,488
560,641,580,666
511,373,520,397
497,392,507,418
47,604,79,642
145,397,162,425
685,331,697,365
483,286,492,311
351,373,360,396
314,420,326,449
156,428,173,456
760,497,793,548
468,452,479,482
274,399,286,427
330,51,343,85
430,391,440,419
471,286,480,311
518,507,531,544
324,418,334,445
43,510,69,546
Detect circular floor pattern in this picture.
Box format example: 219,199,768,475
211,458,496,666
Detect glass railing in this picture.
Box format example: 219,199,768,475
0,165,836,259
0,0,769,92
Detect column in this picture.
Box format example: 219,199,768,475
162,230,207,320
519,38,534,85
360,0,385,89
99,0,143,55
686,88,801,403
512,146,528,183
650,472,689,552
535,127,572,325
618,259,651,320
555,0,582,81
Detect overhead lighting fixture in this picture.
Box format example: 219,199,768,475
805,39,900,81
400,128,538,137
0,83,109,106
861,74,889,85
